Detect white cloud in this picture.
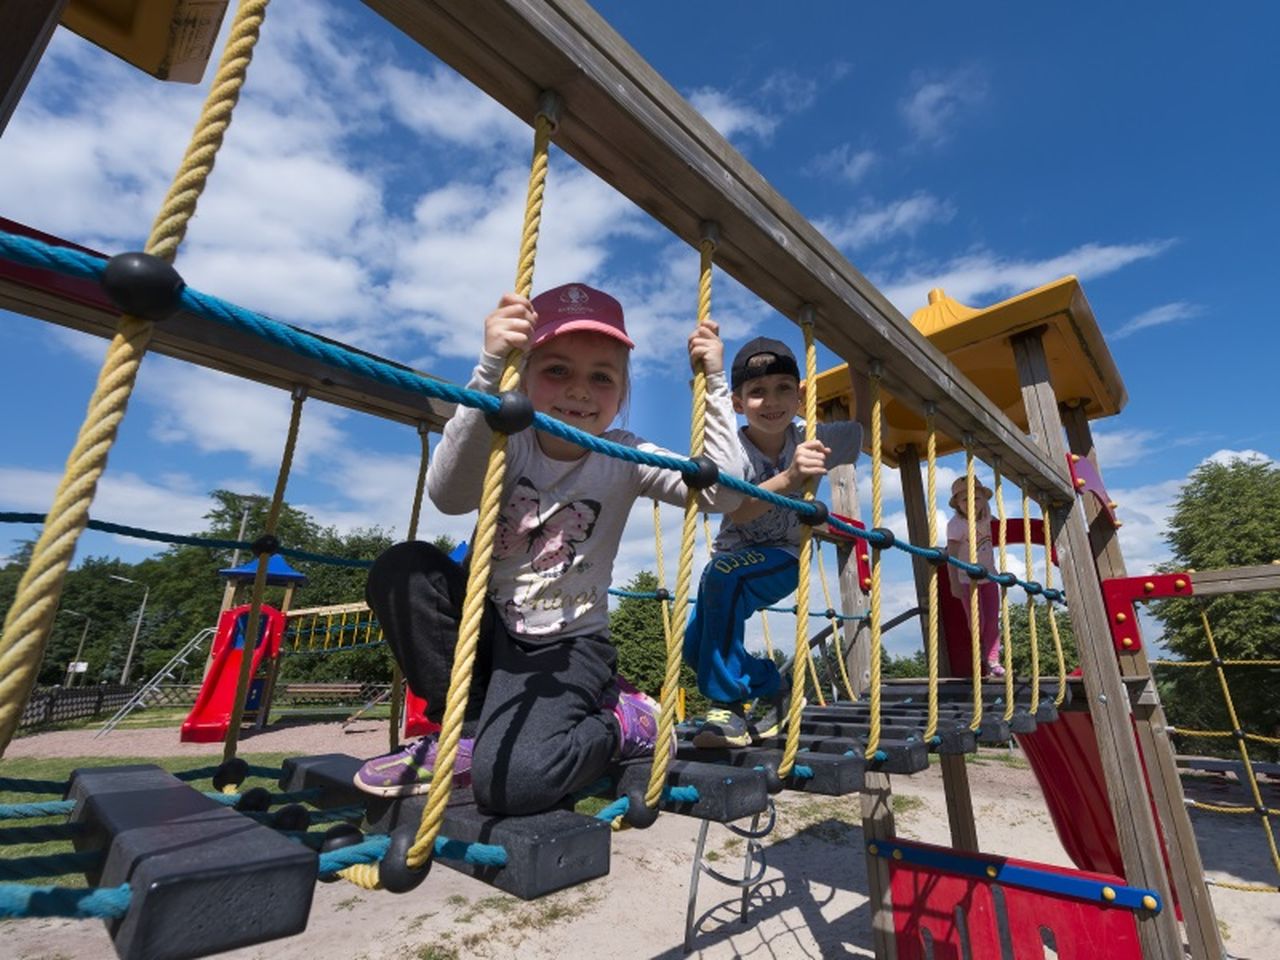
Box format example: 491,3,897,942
900,67,989,145
817,193,955,252
687,88,778,143
880,239,1175,316
1202,448,1275,468
376,64,528,149
1092,428,1163,469
808,144,877,185
1111,301,1200,341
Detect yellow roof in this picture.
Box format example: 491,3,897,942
814,276,1126,463
62,0,226,83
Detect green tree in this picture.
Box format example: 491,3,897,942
1152,457,1280,756
609,570,706,715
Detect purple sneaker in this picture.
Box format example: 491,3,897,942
603,675,675,760
352,735,473,797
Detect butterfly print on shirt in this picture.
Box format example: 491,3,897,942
493,477,601,577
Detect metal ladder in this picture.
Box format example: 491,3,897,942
94,626,215,738
684,799,777,952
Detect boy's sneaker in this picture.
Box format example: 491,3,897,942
749,687,806,744
605,677,676,760
352,735,473,797
692,701,752,749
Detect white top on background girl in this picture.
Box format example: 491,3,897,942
428,282,746,640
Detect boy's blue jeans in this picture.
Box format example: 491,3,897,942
683,546,796,704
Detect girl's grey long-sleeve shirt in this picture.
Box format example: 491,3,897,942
428,352,746,640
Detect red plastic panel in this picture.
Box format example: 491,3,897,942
181,604,285,743
1066,453,1121,527
823,512,873,590
1101,572,1194,654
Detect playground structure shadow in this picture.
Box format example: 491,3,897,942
1181,771,1280,888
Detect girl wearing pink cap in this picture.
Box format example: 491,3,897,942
354,283,746,814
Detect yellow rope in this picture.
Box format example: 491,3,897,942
1022,489,1040,715
761,609,775,660
652,500,674,647
994,465,1014,722
1156,659,1280,668
643,231,716,810
222,385,305,761
1188,799,1280,817
816,548,857,702
923,408,940,741
805,611,827,708
391,423,431,751
339,863,383,890
1206,879,1280,893
1042,499,1067,707
964,444,983,733
702,513,714,558
780,309,820,777
1198,607,1280,885
0,0,273,756
862,368,884,761
408,108,555,868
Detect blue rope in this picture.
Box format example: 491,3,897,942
0,849,102,882
316,834,390,875
434,836,508,867
0,776,67,795
0,881,132,920
0,799,74,821
0,229,1067,607
595,797,629,822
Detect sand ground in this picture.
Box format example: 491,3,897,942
5,720,1278,959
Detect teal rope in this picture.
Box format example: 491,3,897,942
0,800,74,820
594,785,701,822
0,881,131,919
0,230,1066,606
317,835,390,875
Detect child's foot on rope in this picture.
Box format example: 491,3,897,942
748,687,805,744
984,660,1007,679
352,735,474,797
692,701,752,749
605,677,673,760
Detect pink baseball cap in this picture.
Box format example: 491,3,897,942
530,282,634,350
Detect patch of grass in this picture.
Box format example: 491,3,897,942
405,912,436,933
1218,918,1232,942
572,795,611,817
705,850,721,862
892,794,925,819
457,894,515,923
414,945,459,960
445,894,469,908
335,895,362,912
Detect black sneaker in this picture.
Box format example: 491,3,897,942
691,701,752,748
749,687,806,744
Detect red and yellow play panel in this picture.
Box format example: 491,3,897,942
61,0,227,83
814,276,1127,464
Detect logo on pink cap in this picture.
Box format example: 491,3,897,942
530,283,634,350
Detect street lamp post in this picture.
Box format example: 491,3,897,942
59,608,92,686
110,575,150,686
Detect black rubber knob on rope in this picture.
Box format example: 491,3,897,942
991,572,1019,588
654,587,671,601
621,790,660,829
252,533,279,556
798,500,829,526
101,252,185,321
484,391,535,434
378,825,431,893
318,823,365,883
235,786,273,813
868,526,894,547
683,455,720,491
271,803,311,832
929,548,949,567
967,565,989,582
211,757,249,792
1022,580,1043,596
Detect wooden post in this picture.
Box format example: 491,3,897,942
1012,329,1184,958
898,444,980,853
0,0,67,137
828,460,870,694
1062,403,1224,960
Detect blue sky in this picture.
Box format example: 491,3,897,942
1,3,1275,656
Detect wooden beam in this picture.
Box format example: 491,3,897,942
827,461,870,695
1190,564,1280,596
0,0,67,136
1063,403,1223,960
861,772,898,960
360,0,1073,502
1013,330,1185,959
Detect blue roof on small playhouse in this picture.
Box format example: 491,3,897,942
218,553,308,585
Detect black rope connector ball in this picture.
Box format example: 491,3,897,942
967,566,989,582
1211,656,1224,667
654,587,671,601
992,572,1019,588
483,390,535,434
929,548,949,567
683,455,720,491
798,500,829,526
101,252,185,322
235,786,273,813
210,757,249,792
1234,729,1246,741
825,608,837,620
378,825,431,893
1022,580,1043,596
869,526,895,548
622,790,660,829
271,803,311,832
251,533,279,556
759,764,784,795
318,823,364,883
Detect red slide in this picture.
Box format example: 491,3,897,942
181,604,286,743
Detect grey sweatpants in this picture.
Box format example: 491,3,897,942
365,541,621,815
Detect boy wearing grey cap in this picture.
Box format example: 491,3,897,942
684,337,871,748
